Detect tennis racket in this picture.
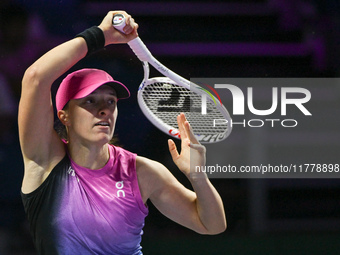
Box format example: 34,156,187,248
113,14,232,143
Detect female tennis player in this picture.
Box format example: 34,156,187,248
18,11,226,254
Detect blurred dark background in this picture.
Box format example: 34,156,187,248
1,0,340,254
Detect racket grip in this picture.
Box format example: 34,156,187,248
127,38,153,62
112,14,126,33
113,14,153,62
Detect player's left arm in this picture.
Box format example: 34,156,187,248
136,113,226,235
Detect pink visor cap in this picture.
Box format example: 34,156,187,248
56,68,130,111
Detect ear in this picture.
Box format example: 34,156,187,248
57,110,70,126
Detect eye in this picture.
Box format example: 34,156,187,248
107,97,117,106
85,98,94,104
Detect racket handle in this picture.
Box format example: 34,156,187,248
127,38,153,62
112,13,126,33
113,14,153,62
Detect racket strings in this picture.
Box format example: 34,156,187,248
141,81,229,137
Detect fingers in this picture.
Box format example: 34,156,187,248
99,11,138,44
124,15,138,35
177,113,188,140
177,113,200,145
168,139,179,160
186,120,200,145
112,11,138,36
189,142,206,153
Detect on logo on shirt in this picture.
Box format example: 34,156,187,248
116,181,125,198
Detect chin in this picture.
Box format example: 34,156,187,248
93,135,112,145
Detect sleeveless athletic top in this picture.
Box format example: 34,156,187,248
21,145,148,255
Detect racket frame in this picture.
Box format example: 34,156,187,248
128,37,233,143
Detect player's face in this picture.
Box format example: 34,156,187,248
65,85,118,146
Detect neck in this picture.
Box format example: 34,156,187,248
67,142,110,170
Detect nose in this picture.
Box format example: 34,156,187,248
100,110,108,116
98,101,111,116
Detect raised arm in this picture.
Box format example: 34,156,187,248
19,37,87,163
19,11,138,193
137,113,226,234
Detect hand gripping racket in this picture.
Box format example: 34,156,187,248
113,14,232,143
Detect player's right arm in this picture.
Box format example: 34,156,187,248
19,11,138,194
19,37,88,194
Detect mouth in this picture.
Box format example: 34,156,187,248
94,121,110,127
